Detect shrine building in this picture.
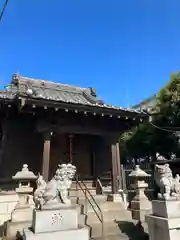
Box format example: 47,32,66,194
0,74,147,194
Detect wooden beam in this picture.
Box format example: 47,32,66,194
42,132,52,181
36,122,120,136
18,97,147,119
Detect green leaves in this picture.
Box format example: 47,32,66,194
121,72,180,162
120,122,154,161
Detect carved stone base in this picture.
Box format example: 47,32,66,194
11,206,33,222
6,206,34,239
146,200,180,240
131,208,151,223
23,205,89,240
131,198,152,222
32,207,78,233
0,192,18,225
146,214,180,240
23,226,89,240
152,200,180,218
6,220,32,240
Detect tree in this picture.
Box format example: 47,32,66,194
120,122,154,163
154,72,180,127
153,72,180,157
121,72,180,162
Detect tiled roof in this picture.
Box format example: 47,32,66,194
0,74,146,115
132,94,156,110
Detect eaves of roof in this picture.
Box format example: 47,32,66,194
0,74,147,117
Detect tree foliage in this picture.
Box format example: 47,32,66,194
121,72,180,162
155,72,180,127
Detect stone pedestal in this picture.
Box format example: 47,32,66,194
23,227,88,240
131,198,152,222
23,205,89,240
146,200,180,240
0,192,18,225
129,165,152,222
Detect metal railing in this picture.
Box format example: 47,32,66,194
75,175,104,238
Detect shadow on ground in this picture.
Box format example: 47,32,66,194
115,221,149,240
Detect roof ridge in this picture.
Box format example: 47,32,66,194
12,74,89,91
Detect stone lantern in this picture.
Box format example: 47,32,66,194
6,164,37,239
129,165,152,223
12,164,37,210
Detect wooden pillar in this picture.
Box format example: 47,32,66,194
90,136,96,177
111,138,121,194
42,132,52,182
116,141,122,189
68,134,73,163
111,142,118,194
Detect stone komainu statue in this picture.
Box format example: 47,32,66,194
34,163,76,209
154,164,180,200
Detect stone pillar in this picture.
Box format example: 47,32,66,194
42,132,52,182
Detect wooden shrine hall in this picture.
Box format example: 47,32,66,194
0,74,147,194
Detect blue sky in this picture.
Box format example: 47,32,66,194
0,0,180,107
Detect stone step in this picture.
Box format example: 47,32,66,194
87,209,131,225
81,196,107,213
89,221,127,239
68,204,83,215
78,213,86,226
78,195,107,205
72,197,130,224
87,202,131,224
98,201,126,211
71,196,79,205
90,220,149,240
91,235,128,240
69,188,97,197
71,195,107,212
72,180,95,189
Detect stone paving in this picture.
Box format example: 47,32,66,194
93,220,149,240
94,234,148,240
94,232,148,240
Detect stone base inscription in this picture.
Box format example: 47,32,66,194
32,207,78,234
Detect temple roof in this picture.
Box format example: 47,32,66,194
132,94,156,111
0,74,146,115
